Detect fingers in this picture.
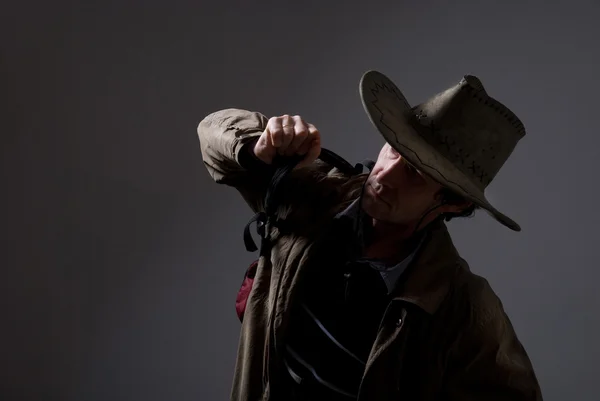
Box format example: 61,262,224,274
296,134,313,156
262,114,321,166
254,131,276,165
266,114,294,151
278,115,295,154
266,115,305,152
297,124,321,168
284,116,309,156
296,123,318,155
267,117,283,148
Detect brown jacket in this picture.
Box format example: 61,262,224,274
198,108,543,401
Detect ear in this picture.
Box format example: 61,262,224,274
437,201,473,216
436,193,474,214
434,187,473,215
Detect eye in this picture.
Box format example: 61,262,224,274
405,162,419,175
403,160,426,183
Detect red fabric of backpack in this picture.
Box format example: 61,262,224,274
235,260,258,322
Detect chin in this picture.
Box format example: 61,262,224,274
361,198,388,221
362,199,413,225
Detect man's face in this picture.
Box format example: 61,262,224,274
362,143,445,225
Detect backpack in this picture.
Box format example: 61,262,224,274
235,149,375,322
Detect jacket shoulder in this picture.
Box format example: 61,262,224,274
443,263,543,400
451,260,511,337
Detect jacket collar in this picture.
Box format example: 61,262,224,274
390,220,463,315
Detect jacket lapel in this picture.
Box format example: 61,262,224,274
359,222,463,400
391,220,463,314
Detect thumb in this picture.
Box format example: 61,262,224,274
254,129,277,164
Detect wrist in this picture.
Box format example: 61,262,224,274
239,137,271,170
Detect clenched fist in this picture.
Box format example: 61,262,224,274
253,114,321,168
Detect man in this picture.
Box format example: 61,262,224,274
198,70,543,401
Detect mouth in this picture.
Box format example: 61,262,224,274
367,182,391,206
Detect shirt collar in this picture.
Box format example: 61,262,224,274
334,197,427,293
334,197,426,260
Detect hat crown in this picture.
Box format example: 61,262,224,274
409,76,525,190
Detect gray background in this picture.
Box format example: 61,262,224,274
2,1,598,400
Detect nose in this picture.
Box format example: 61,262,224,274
375,157,404,187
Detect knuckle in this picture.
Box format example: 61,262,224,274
295,127,308,138
268,119,281,131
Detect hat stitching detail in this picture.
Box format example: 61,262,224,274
463,85,525,137
420,113,492,187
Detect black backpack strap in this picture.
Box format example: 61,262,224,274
243,211,266,252
243,149,370,254
318,148,358,176
364,159,376,172
354,159,375,173
243,154,303,253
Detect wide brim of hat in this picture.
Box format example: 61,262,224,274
359,70,521,232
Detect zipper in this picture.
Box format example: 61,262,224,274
357,303,407,401
344,272,352,302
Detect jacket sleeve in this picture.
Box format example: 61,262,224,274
197,108,274,212
443,283,544,401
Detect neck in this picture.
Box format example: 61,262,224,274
363,217,422,262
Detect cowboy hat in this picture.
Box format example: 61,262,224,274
359,70,525,231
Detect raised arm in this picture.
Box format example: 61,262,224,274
198,108,321,212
